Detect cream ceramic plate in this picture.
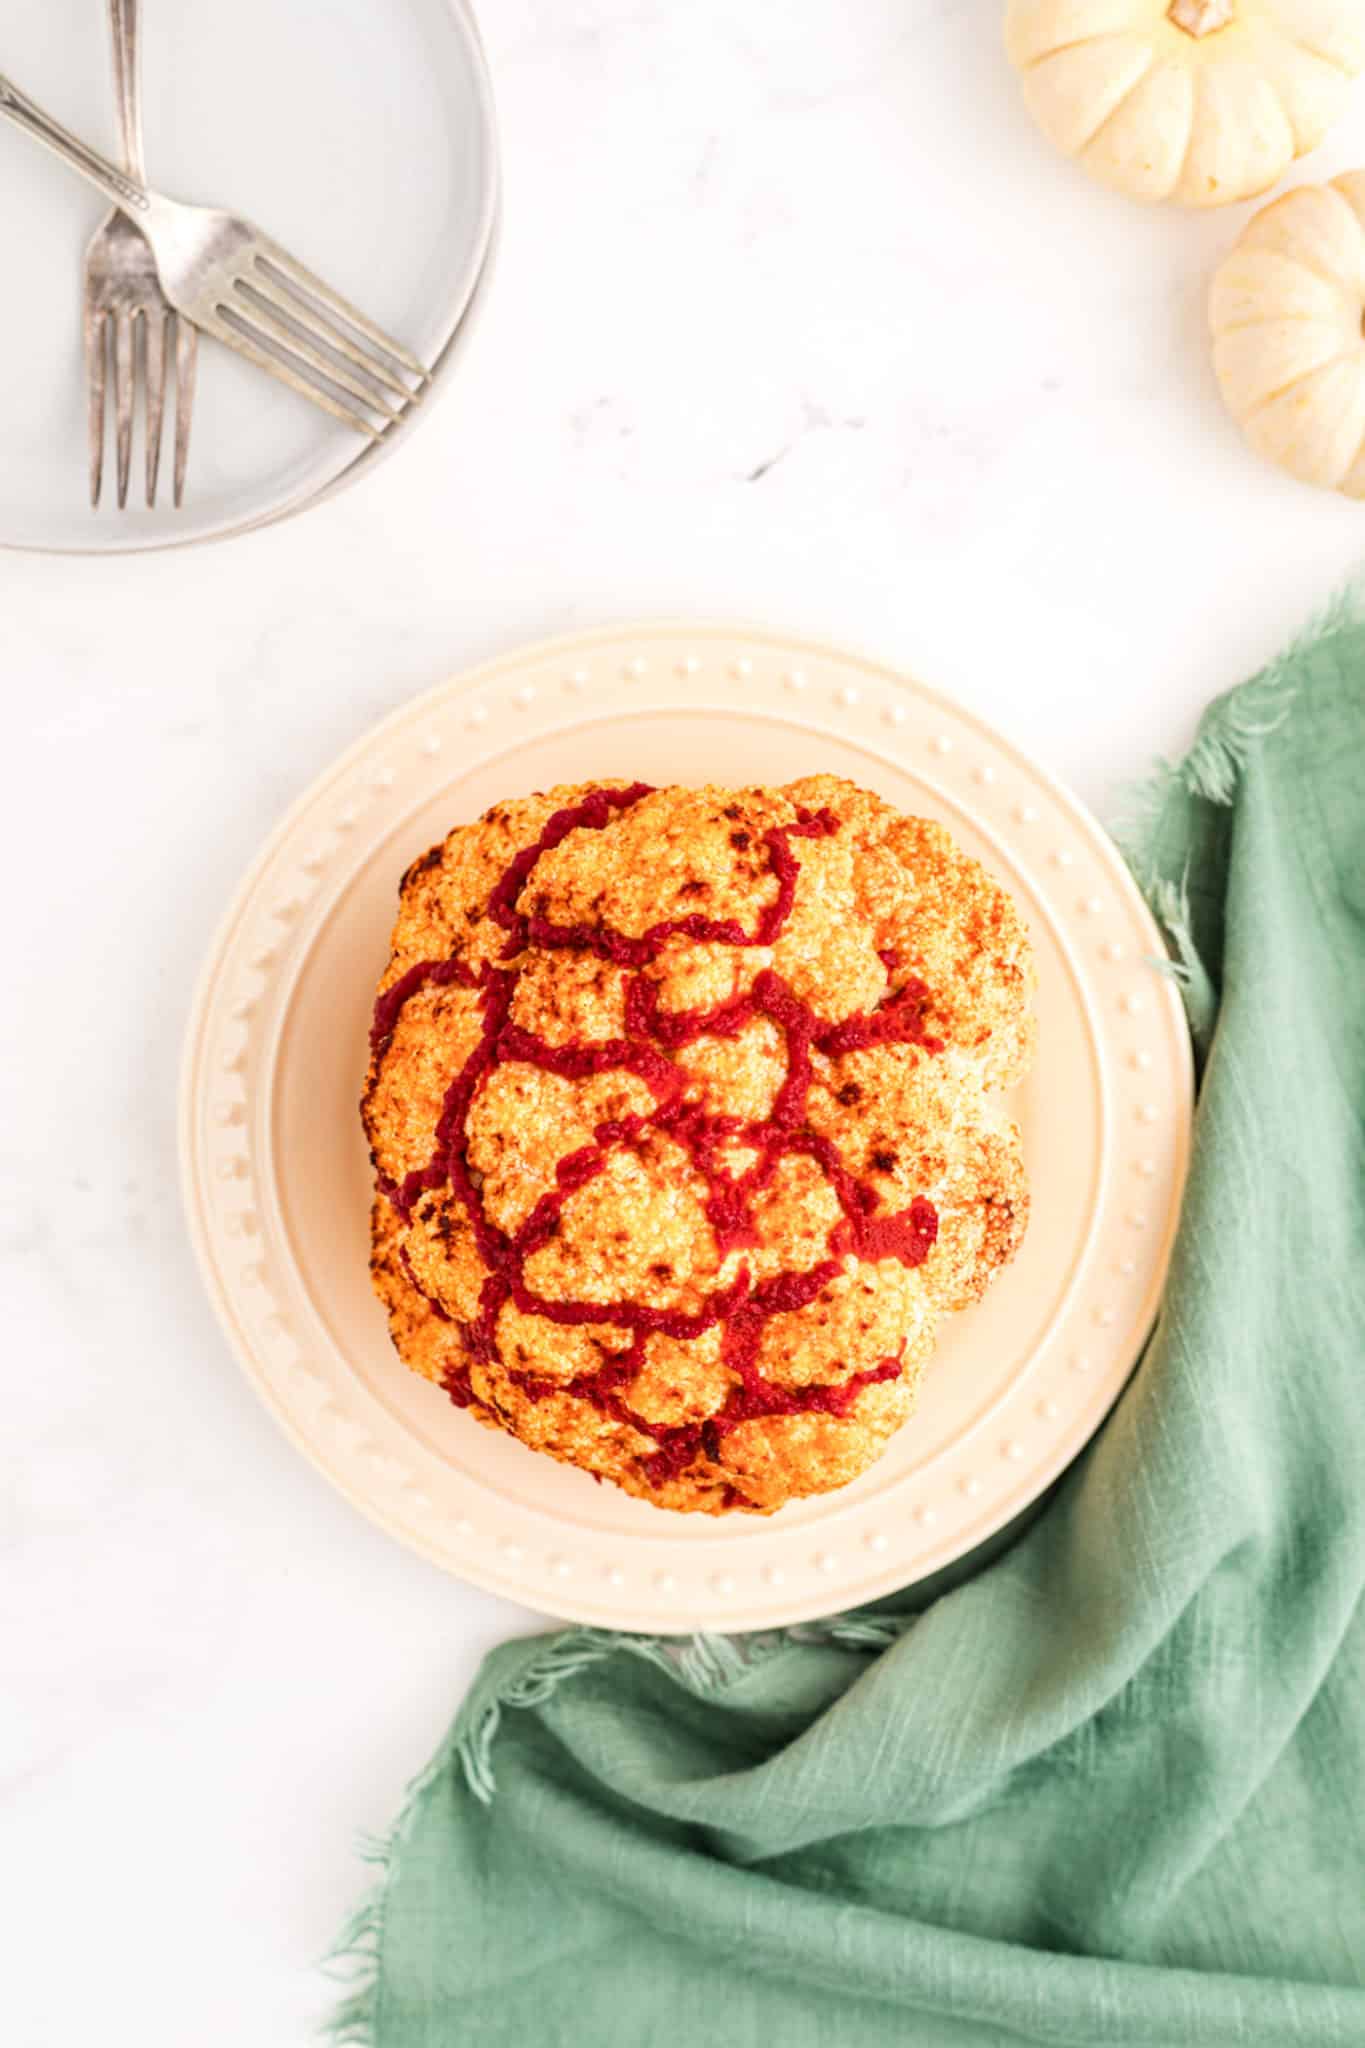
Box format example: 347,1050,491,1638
181,626,1192,1632
0,0,497,554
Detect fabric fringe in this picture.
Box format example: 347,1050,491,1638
1111,665,1298,875
1144,875,1196,987
673,1629,750,1691
321,1763,462,2044
453,1614,910,1806
456,1631,624,1802
1117,580,1364,867
812,1614,909,1652
321,1837,391,2046
325,1613,908,2035
1113,580,1362,1048
1181,663,1298,807
1143,870,1218,1052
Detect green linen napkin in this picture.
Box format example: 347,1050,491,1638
328,607,1365,2048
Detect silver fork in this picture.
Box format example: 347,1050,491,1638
84,0,196,507
0,70,429,442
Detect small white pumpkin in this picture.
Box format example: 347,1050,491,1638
1005,0,1365,207
1210,174,1365,493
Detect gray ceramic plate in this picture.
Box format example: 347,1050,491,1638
0,0,498,553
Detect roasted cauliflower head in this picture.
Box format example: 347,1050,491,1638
364,777,1033,1514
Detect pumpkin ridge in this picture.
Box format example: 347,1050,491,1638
1258,69,1321,158
1203,68,1297,200
1266,74,1350,177
1018,26,1153,71
1238,347,1362,420
1063,42,1161,149
1251,252,1357,296
1274,26,1358,79
1076,45,1177,164
1252,246,1358,294
1207,248,1343,329
1166,62,1205,202
1238,189,1364,291
1213,304,1347,332
1282,41,1353,81
1244,355,1365,488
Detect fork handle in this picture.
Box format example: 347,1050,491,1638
109,0,146,185
0,72,151,215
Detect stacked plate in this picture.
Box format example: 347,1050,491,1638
0,0,498,554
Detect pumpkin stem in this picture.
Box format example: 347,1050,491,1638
1167,0,1235,34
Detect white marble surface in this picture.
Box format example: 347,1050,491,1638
6,3,1365,2043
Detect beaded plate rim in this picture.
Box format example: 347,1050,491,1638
180,622,1193,1631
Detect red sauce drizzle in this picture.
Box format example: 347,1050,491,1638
370,785,943,1486
370,955,478,1059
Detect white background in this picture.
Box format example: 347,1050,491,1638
6,3,1364,2044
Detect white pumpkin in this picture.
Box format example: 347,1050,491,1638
1210,174,1365,493
1005,0,1365,207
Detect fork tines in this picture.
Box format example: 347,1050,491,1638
208,244,429,439
85,305,198,509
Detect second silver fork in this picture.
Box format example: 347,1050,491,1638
83,0,196,508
